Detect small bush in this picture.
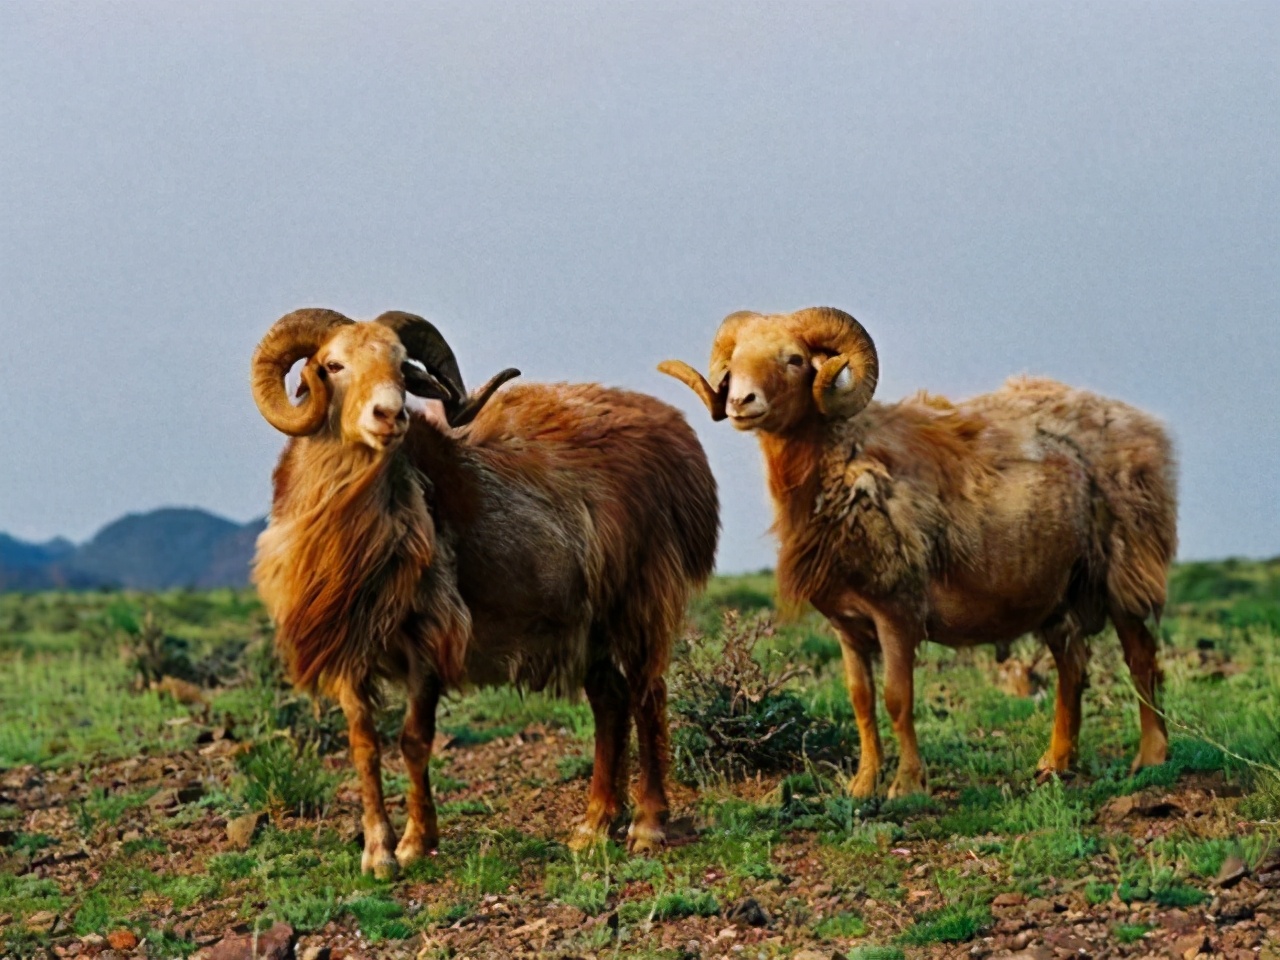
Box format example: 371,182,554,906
670,613,849,784
235,737,336,818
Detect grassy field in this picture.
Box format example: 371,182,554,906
0,560,1278,959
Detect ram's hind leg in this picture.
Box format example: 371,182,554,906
396,674,441,869
1036,625,1089,780
570,660,631,850
334,678,399,879
1112,611,1169,772
628,677,670,854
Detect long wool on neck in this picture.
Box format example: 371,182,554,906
254,440,466,694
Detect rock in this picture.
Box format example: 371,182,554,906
154,675,208,706
226,812,265,850
147,788,179,809
726,897,771,928
1218,901,1255,924
1216,855,1250,888
25,910,58,933
79,934,105,947
1174,933,1211,957
992,892,1026,908
197,922,295,960
299,947,330,960
107,930,139,951
177,782,205,804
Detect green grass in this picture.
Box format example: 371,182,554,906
0,564,1278,955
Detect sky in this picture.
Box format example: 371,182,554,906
0,1,1276,571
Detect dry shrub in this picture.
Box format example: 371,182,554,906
669,612,849,785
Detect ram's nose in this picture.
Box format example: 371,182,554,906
727,387,766,424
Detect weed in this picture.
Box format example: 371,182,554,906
1112,922,1153,943
461,848,519,894
814,910,868,939
235,737,336,818
899,902,990,944
651,888,719,919
346,894,414,941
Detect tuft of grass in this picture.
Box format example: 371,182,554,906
461,849,519,895
1112,922,1153,944
899,903,990,945
345,894,414,942
651,888,720,919
235,737,336,818
814,911,868,940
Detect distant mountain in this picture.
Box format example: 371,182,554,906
0,508,266,592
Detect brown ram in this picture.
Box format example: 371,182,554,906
251,309,718,876
661,307,1175,797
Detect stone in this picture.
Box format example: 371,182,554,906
298,947,330,960
1216,855,1250,889
726,897,771,928
107,930,139,951
26,910,58,933
197,922,295,960
226,812,265,850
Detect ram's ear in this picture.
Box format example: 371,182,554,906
402,362,456,402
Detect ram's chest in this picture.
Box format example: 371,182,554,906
782,451,936,603
251,518,302,626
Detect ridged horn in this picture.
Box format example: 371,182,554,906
789,307,879,419
374,312,467,405
251,308,354,435
658,311,758,421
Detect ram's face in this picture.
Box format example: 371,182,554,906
306,324,410,451
718,324,816,433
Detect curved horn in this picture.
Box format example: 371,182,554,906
374,311,467,404
789,307,879,419
709,311,758,394
657,360,727,421
658,311,757,421
448,367,521,428
251,308,354,435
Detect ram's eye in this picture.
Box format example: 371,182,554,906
325,361,345,374
787,354,805,367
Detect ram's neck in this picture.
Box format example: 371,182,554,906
758,420,825,536
255,436,435,690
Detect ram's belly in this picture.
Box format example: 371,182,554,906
463,613,592,696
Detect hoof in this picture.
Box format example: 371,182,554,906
887,769,927,800
568,821,609,852
626,822,666,855
395,835,437,869
1129,741,1169,775
848,769,879,799
364,856,399,880
1036,750,1072,783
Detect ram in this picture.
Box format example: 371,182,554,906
661,307,1175,797
251,309,718,876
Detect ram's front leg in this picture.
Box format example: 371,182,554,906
396,675,441,868
335,678,399,879
877,614,927,798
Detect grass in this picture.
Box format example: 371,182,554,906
0,562,1277,956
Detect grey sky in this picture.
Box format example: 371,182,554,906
1,2,1276,571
